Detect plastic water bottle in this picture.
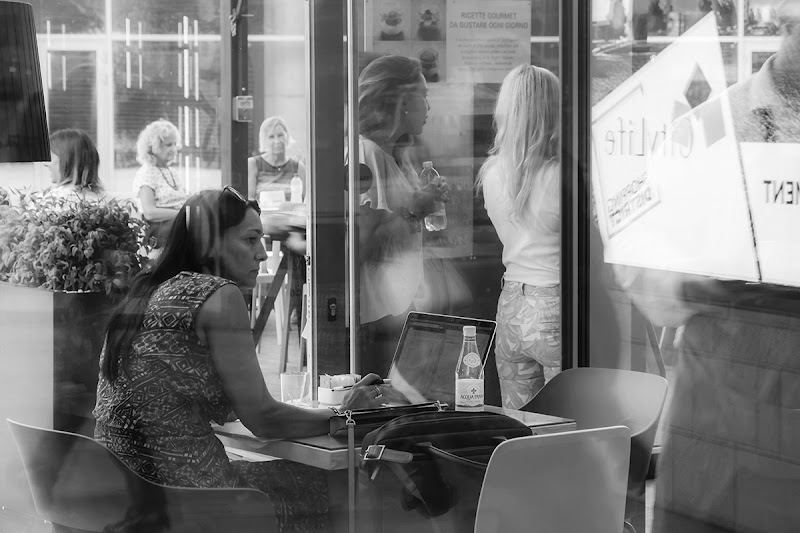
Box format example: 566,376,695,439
290,174,303,203
455,326,484,412
420,161,447,231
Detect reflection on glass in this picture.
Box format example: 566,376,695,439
112,41,220,194
29,0,105,34
112,0,219,34
590,1,800,531
47,52,97,139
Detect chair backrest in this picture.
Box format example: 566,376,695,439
8,419,276,533
474,426,631,533
521,367,668,494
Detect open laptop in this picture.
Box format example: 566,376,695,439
385,312,497,406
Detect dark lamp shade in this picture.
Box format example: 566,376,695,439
0,1,50,163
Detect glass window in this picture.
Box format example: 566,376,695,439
590,0,800,531
29,0,105,34
112,0,220,35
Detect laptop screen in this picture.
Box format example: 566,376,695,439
386,312,496,406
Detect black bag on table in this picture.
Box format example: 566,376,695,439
359,410,532,526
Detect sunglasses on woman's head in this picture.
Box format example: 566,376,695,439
223,185,261,214
185,186,261,230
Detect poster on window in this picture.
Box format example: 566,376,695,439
445,0,531,83
741,143,800,286
367,0,448,83
591,14,759,281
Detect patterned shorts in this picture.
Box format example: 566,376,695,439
495,281,561,410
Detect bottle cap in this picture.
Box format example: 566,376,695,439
422,161,433,168
463,325,476,336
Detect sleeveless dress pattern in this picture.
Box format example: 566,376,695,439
94,272,327,532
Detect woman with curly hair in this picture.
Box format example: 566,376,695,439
133,119,187,248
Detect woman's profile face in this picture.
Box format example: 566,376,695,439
153,134,179,167
218,208,267,289
401,74,430,136
266,125,288,156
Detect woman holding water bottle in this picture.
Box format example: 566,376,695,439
355,55,448,377
477,64,562,409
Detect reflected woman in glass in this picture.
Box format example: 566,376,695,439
247,116,307,202
46,128,104,200
94,187,385,532
477,65,561,409
133,119,187,248
356,55,444,377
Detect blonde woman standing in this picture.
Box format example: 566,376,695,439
477,64,561,410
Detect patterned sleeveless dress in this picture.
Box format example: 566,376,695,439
94,272,327,532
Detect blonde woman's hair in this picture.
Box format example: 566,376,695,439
136,120,181,166
258,116,295,154
477,64,560,221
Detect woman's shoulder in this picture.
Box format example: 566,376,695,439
133,164,160,190
159,272,236,297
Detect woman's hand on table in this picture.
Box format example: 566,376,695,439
340,373,394,410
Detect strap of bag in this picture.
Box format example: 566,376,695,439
346,410,356,533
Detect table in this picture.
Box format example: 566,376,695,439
214,405,576,470
215,407,575,533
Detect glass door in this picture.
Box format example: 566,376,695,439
323,0,564,411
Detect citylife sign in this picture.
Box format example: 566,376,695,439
591,14,760,282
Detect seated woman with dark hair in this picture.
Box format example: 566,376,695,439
46,128,104,200
93,187,385,532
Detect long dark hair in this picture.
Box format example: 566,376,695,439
49,128,103,192
101,187,259,381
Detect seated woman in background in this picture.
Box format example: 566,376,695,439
133,119,187,248
46,128,104,200
93,187,386,532
477,65,562,410
247,116,306,203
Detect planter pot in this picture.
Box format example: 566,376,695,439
0,282,112,513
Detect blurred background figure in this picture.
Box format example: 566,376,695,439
45,128,104,200
247,116,307,203
477,64,561,410
356,54,445,377
133,119,187,249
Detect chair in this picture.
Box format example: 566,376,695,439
520,368,669,532
474,426,631,533
7,419,277,533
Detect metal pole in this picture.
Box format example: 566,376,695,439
346,0,360,375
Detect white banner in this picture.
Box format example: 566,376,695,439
591,14,759,281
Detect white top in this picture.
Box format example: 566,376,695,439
357,136,423,323
482,160,561,287
132,164,187,210
45,184,104,202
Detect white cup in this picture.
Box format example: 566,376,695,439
280,371,310,405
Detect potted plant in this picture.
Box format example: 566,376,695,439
0,188,146,437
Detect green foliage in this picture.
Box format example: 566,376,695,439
0,188,146,296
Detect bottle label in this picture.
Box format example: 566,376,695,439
462,352,481,368
456,378,484,409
